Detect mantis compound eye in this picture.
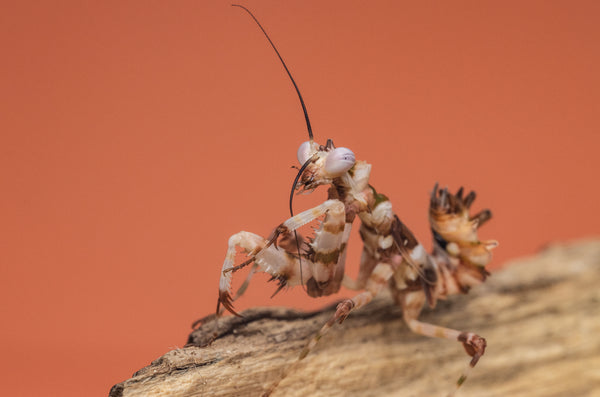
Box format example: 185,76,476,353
324,147,355,176
297,141,316,165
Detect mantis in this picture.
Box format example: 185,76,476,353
217,5,498,396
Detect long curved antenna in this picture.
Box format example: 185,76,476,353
234,4,316,291
232,4,314,141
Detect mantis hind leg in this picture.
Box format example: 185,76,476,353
399,290,486,397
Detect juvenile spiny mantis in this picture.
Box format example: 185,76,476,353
217,5,498,396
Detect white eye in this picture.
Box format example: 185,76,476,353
324,147,355,176
297,141,315,164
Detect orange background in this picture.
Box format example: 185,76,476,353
1,1,599,396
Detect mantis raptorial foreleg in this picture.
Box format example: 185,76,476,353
217,199,348,315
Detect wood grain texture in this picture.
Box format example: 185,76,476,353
110,240,600,397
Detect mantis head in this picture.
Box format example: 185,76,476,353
295,139,356,192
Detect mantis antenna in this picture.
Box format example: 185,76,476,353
232,4,314,142
233,4,316,289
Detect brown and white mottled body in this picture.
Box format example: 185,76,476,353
218,144,497,394
217,5,499,396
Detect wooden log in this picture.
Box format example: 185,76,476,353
110,240,600,397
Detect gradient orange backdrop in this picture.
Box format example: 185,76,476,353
1,1,598,396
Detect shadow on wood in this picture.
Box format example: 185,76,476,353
110,240,600,397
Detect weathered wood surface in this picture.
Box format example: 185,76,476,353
110,240,600,397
